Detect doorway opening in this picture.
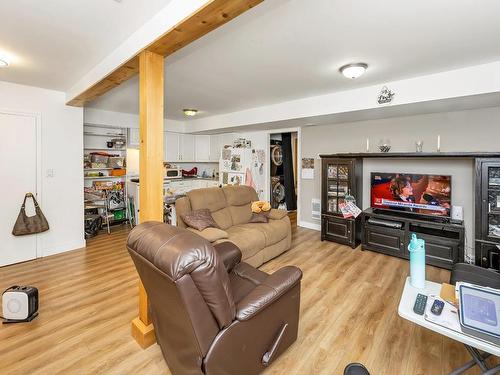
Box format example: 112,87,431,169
269,132,298,226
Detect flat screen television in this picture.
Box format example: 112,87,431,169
371,172,452,217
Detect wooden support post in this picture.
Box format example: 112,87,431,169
131,50,164,349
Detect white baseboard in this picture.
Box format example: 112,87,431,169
298,220,321,231
42,239,86,258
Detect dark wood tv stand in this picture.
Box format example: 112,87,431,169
361,208,465,269
319,152,500,268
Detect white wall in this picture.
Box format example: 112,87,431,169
184,60,500,133
301,106,500,259
0,80,84,257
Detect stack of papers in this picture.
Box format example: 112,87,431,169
424,294,462,333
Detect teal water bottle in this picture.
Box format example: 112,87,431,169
408,233,426,288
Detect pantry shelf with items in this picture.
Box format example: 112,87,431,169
83,125,131,238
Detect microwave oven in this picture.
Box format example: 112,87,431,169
165,168,182,179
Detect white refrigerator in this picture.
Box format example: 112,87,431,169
219,147,266,200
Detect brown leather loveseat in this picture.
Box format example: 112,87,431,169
127,222,302,375
176,185,291,268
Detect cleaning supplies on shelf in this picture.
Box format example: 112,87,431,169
408,233,426,288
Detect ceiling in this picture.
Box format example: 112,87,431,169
0,0,172,90
88,0,500,120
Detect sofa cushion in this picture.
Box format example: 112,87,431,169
248,212,269,223
187,188,233,229
228,204,252,225
187,227,229,242
181,209,219,231
223,185,258,206
211,208,233,230
237,219,289,247
188,187,227,212
225,226,266,260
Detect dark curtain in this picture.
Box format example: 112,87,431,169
281,133,297,210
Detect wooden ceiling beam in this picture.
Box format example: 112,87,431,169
67,0,263,107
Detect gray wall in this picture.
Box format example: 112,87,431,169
300,106,500,259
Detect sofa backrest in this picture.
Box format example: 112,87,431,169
186,187,233,229
222,185,258,225
177,186,258,229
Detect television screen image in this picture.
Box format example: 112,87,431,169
371,173,451,217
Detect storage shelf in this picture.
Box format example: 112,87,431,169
84,148,126,152
84,132,126,137
84,176,126,180
84,168,113,171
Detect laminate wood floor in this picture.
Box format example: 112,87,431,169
0,226,493,374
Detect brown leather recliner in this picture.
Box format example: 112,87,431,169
127,222,302,375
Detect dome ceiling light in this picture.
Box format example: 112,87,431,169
0,57,10,68
183,109,198,117
339,63,368,79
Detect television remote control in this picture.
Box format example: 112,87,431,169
413,293,428,315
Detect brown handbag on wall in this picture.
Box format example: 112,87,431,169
12,193,50,236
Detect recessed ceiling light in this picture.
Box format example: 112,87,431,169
0,57,9,68
183,109,198,117
339,63,368,79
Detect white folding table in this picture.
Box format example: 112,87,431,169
398,277,500,375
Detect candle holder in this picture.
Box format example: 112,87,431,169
378,139,391,153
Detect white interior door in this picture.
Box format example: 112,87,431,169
0,112,38,267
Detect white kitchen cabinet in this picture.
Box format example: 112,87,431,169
209,133,236,162
128,128,140,147
164,132,237,163
180,134,195,162
209,135,221,162
165,132,180,162
195,135,210,162
221,133,236,148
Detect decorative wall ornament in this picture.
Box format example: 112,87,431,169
377,85,395,104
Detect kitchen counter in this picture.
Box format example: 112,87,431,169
127,177,220,226
128,176,219,184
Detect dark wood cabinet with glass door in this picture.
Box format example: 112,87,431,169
320,157,362,248
475,159,500,269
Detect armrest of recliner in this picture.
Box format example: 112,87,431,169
267,208,288,220
236,266,302,321
214,241,242,273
